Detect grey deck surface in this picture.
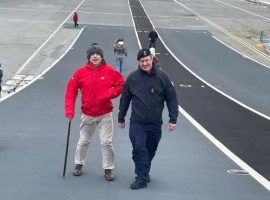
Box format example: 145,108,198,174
0,24,269,200
130,0,270,182
0,0,270,199
158,29,270,116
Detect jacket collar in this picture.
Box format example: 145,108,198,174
85,60,106,70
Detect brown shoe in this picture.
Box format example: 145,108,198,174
73,164,83,176
104,169,114,181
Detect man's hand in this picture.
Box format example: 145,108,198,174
168,123,176,132
119,122,125,129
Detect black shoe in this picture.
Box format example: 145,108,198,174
130,180,147,189
104,169,114,181
73,164,83,176
135,175,151,183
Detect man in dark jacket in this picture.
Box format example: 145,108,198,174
148,27,158,48
118,49,178,189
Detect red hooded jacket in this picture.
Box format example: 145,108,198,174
73,13,78,22
65,62,125,118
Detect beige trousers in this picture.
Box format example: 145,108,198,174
74,112,114,169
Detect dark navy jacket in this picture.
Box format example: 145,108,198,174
118,66,178,124
148,31,158,42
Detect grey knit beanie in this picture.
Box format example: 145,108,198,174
87,43,104,59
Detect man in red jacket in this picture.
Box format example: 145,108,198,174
65,43,125,181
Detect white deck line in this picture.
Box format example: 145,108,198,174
0,28,84,103
179,106,270,191
136,0,270,191
15,0,86,75
174,0,270,69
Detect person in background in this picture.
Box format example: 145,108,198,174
148,27,158,48
149,47,161,69
113,38,127,73
73,12,79,27
118,49,178,189
0,63,3,97
65,43,125,181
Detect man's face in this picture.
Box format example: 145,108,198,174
90,53,102,66
138,55,153,73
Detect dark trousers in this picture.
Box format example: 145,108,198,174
129,121,162,183
149,40,156,48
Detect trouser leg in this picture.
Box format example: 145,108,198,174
74,114,96,165
145,124,162,175
97,112,114,169
115,57,121,72
149,41,153,48
129,122,149,183
152,40,156,48
119,58,123,73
